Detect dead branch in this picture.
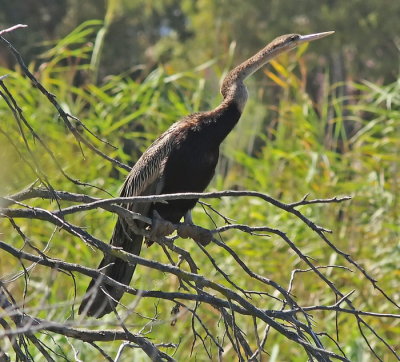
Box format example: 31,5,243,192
1,25,399,362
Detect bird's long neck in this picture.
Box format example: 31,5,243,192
220,41,286,111
199,38,296,145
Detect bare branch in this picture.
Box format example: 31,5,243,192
1,29,398,361
0,34,130,172
0,24,27,36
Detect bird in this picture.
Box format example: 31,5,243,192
79,31,334,318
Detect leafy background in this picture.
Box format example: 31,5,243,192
0,0,399,360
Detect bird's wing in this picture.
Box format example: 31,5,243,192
119,126,178,211
107,131,175,249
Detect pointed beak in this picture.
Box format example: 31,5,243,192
297,31,335,45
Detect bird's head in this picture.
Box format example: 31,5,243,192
267,31,334,54
220,31,334,105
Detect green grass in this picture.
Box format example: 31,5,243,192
0,22,399,360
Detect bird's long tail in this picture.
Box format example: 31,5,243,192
78,218,143,318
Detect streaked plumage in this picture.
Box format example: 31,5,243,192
79,31,334,318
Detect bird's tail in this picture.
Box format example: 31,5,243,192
78,218,143,318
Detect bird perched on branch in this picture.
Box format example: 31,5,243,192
79,31,334,318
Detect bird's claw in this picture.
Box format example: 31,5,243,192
147,211,175,246
148,210,212,246
177,223,212,246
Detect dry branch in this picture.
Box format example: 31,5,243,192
1,24,399,362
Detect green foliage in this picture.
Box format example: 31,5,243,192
2,0,399,82
1,21,399,360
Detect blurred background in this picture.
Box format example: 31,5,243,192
0,0,399,360
1,0,399,81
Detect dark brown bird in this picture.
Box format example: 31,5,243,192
79,31,334,318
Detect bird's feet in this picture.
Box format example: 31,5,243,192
146,210,175,246
177,211,212,246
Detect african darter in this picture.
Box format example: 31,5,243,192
79,31,334,317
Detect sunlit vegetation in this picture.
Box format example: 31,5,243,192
0,17,399,361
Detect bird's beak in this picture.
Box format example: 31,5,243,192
297,31,335,45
